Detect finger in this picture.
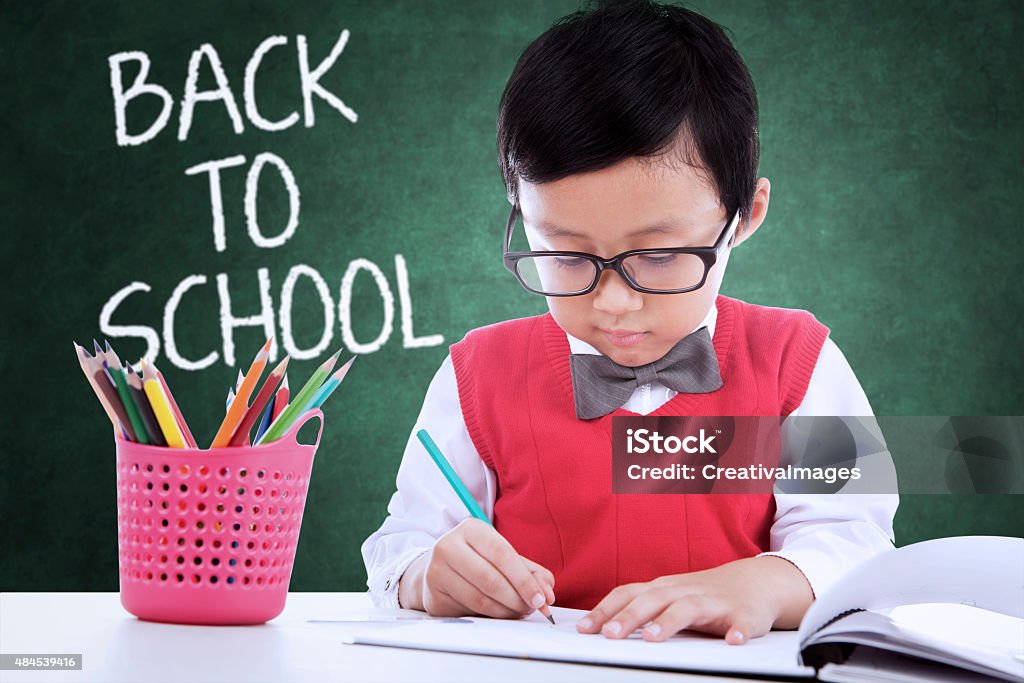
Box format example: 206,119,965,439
598,587,677,640
436,577,521,619
464,525,550,614
725,612,759,646
521,557,555,587
445,538,533,614
576,583,646,633
641,594,709,642
521,558,556,604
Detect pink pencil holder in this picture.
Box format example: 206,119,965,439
114,409,324,625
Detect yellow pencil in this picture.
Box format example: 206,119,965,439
210,337,274,448
141,359,186,448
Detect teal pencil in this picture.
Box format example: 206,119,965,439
308,357,356,410
416,429,490,524
415,429,556,624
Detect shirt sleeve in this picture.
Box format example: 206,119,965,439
359,353,497,609
759,337,899,599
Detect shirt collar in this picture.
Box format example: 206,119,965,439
565,304,718,356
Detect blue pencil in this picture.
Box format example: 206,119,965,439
253,395,276,444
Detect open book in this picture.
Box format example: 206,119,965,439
346,536,1024,681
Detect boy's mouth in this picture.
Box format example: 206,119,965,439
600,329,648,347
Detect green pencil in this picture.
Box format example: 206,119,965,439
110,364,149,445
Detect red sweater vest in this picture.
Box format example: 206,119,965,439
449,295,829,610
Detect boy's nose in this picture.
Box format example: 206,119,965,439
591,270,643,314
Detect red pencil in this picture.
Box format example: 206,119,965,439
272,374,289,420
228,356,290,447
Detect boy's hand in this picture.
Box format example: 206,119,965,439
398,518,556,618
575,556,813,645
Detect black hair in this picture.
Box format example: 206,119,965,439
497,0,759,229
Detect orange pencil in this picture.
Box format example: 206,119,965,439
150,359,198,448
228,356,290,446
209,337,273,448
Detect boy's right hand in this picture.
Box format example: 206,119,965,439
398,518,556,618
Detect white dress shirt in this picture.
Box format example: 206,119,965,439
361,304,899,609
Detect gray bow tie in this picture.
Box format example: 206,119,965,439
569,327,723,420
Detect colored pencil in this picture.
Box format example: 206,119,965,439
272,374,289,420
417,428,489,521
93,342,139,441
93,340,115,384
140,360,185,448
417,429,555,627
108,359,149,445
150,359,197,448
125,361,166,446
210,337,273,448
74,342,129,439
228,356,290,446
254,396,276,445
227,370,243,409
255,350,340,445
307,357,356,410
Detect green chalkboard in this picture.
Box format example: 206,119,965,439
1,0,1021,593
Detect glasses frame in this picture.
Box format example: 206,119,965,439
502,203,741,296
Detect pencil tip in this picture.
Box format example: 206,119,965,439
546,614,555,625
104,340,113,352
92,339,102,353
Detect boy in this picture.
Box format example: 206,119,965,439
362,0,897,645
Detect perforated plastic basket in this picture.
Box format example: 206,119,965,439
114,409,323,625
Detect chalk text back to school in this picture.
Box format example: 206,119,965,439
102,31,444,370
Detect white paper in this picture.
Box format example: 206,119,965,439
345,606,814,678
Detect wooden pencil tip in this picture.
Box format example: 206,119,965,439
93,339,102,353
333,356,357,380
262,336,274,353
104,340,113,352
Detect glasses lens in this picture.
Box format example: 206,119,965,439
515,254,598,295
620,252,707,292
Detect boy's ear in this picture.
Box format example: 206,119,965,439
732,177,771,248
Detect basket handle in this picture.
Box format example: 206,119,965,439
282,408,324,450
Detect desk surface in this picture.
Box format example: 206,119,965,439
0,592,785,682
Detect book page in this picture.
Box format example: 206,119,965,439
799,536,1024,645
807,607,1024,681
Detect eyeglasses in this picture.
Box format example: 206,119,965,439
502,204,740,296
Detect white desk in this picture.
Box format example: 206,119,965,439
0,593,787,682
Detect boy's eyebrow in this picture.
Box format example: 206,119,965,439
536,219,692,239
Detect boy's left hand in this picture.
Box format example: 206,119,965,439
575,556,813,645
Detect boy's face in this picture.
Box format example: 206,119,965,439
518,155,765,367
